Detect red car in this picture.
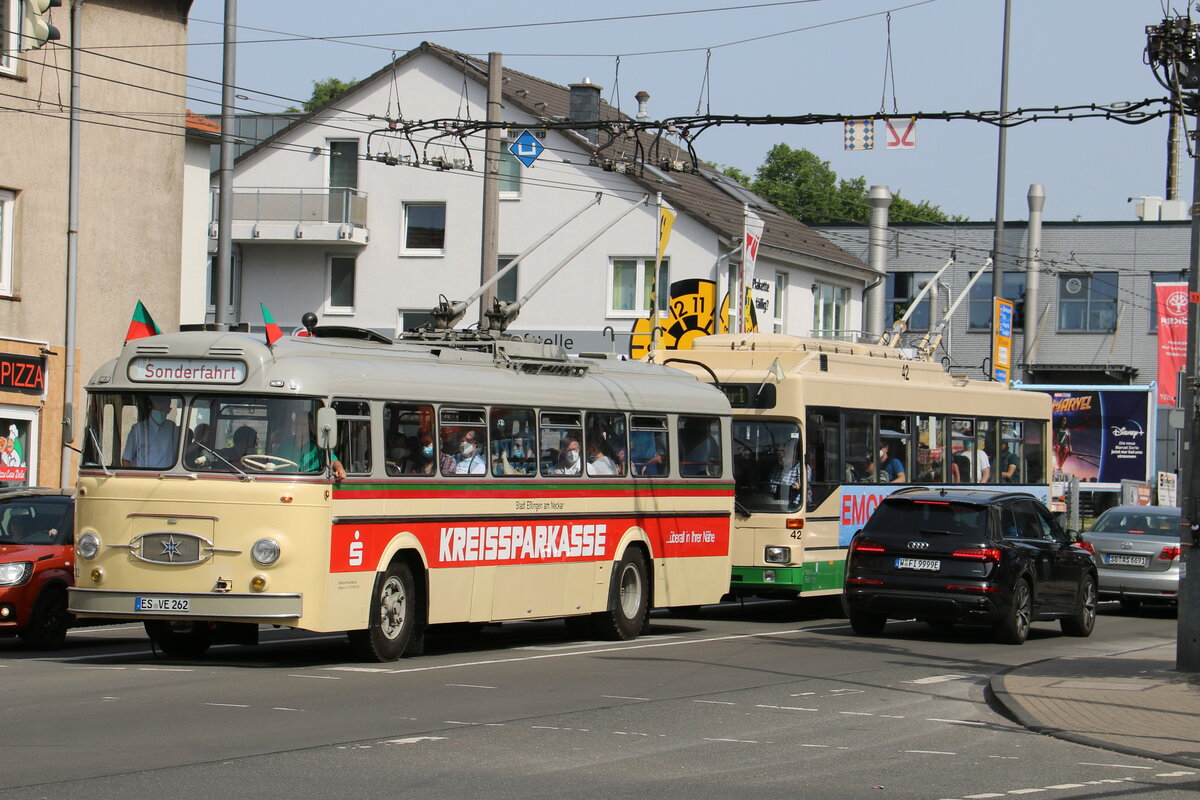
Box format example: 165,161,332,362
0,488,76,649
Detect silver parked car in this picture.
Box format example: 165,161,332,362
1082,506,1181,611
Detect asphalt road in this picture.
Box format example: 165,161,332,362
0,601,1192,800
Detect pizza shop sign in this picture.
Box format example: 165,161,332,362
0,353,46,395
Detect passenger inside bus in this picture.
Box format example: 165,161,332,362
550,437,582,476
220,425,259,464
586,439,619,475
273,414,346,480
121,394,179,468
630,430,664,475
184,423,216,469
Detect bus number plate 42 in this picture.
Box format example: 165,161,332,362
135,597,190,612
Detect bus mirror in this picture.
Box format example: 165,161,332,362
62,402,75,445
316,407,338,451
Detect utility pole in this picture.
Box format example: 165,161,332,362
214,0,237,326
1146,16,1200,671
479,53,502,328
990,0,1012,377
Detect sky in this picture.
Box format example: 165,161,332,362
184,0,1185,223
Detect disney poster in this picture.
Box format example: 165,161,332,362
1048,389,1151,488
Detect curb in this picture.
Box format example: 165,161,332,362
989,664,1200,770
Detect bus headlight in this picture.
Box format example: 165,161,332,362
77,532,101,560
764,546,791,564
251,538,281,566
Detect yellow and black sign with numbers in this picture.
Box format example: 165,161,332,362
630,279,761,357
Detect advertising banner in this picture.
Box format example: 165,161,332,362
1155,282,1188,406
0,418,29,487
1032,387,1154,490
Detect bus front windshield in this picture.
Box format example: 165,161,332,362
83,393,327,475
731,419,804,513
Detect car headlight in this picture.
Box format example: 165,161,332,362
251,538,281,567
77,532,101,560
764,546,791,564
0,562,33,586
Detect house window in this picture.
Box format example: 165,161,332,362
326,256,355,314
968,271,1025,331
1,0,16,75
1150,270,1187,333
773,271,788,333
499,151,521,197
609,257,669,316
887,271,935,332
497,256,518,303
205,254,241,320
1058,272,1117,332
403,203,446,252
328,140,358,224
812,283,848,338
0,190,13,296
396,308,436,336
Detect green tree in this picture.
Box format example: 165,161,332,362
287,77,359,113
732,143,964,224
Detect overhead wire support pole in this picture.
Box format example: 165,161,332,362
880,255,955,348
214,0,237,326
990,0,1013,354
916,259,992,362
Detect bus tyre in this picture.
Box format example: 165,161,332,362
848,608,886,636
20,586,71,650
349,563,416,662
993,579,1032,645
1061,575,1097,637
593,549,649,641
145,620,213,658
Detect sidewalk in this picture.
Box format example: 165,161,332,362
990,642,1200,768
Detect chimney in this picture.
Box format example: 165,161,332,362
635,90,650,120
569,78,602,144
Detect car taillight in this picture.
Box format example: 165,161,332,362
1158,545,1181,561
853,541,886,554
952,548,1002,562
1073,541,1095,555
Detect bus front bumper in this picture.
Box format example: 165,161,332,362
69,587,302,622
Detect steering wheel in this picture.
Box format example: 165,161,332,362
241,454,299,472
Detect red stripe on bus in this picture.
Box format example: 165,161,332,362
333,486,734,501
330,515,731,572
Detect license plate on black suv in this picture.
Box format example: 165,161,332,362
895,557,940,571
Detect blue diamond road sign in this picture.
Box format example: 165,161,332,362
509,130,544,168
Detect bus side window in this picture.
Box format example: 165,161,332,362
630,415,668,477
678,415,721,477
540,412,582,477
491,407,536,476
384,403,435,476
585,411,626,477
333,400,372,475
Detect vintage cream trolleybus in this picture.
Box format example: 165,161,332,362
69,321,734,661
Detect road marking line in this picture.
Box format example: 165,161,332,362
704,738,759,744
1006,790,1047,795
904,674,970,684
1045,784,1086,790
695,700,735,705
758,704,818,712
798,744,829,748
447,683,496,689
1155,771,1195,777
289,674,340,679
272,707,302,712
603,695,650,701
206,703,249,708
330,666,392,673
1078,762,1153,770
879,714,906,719
904,750,956,755
838,711,875,716
67,666,126,670
927,718,985,726
382,736,446,744
138,667,193,672
962,793,1005,798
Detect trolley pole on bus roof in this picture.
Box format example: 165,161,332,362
1146,15,1200,671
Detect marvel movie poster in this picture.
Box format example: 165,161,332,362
1039,387,1153,489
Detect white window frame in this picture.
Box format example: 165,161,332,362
812,282,849,337
0,0,17,75
606,256,669,319
400,202,447,256
325,254,356,315
0,190,14,297
499,151,522,199
773,271,788,333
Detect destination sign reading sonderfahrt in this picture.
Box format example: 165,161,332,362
127,358,246,384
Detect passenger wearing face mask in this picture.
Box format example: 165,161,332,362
122,395,180,468
454,432,487,475
552,437,582,476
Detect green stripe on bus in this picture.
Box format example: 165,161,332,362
730,561,846,594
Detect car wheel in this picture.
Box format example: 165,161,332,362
849,608,886,636
994,579,1032,645
1061,575,1097,637
1118,596,1142,613
19,587,71,650
144,620,213,658
348,563,417,662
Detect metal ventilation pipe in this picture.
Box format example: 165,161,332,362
865,185,893,338
635,91,650,120
1024,184,1044,381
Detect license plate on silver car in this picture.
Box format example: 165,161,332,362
896,557,940,571
135,597,190,612
1104,554,1148,567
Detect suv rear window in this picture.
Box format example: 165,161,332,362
863,499,988,538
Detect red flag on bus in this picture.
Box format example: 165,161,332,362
124,300,161,343
261,303,283,347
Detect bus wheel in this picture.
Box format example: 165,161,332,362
593,549,649,641
145,620,213,658
349,563,416,662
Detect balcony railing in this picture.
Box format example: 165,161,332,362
209,187,369,243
